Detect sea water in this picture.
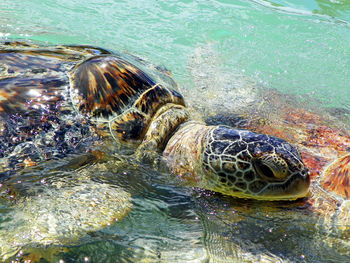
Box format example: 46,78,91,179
1,0,349,108
0,0,350,262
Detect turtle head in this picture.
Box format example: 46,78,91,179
202,126,310,200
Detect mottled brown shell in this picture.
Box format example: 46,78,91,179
0,41,186,175
69,55,185,147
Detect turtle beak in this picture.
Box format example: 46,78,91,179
284,170,310,199
260,169,310,200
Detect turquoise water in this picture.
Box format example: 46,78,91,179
1,0,350,262
1,0,350,108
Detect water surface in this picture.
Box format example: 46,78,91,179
0,0,350,262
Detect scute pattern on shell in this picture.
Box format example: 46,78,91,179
69,54,186,148
70,55,156,120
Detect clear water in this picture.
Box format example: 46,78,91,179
1,0,350,108
0,0,350,262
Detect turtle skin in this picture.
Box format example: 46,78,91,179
0,41,185,178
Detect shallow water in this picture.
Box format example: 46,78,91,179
1,0,350,262
1,0,350,108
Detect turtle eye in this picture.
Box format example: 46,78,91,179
253,155,288,181
257,163,275,178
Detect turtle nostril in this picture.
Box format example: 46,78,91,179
301,168,310,178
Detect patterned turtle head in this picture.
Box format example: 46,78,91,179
202,126,310,200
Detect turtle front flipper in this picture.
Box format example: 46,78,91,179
312,154,350,233
134,103,189,163
321,154,350,199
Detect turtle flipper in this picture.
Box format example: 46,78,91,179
321,154,350,199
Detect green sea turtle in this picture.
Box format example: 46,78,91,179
0,41,309,200
0,41,310,261
198,90,350,262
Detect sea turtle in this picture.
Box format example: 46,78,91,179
0,41,309,200
0,41,309,261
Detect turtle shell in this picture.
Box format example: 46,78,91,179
69,55,185,148
0,41,185,177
